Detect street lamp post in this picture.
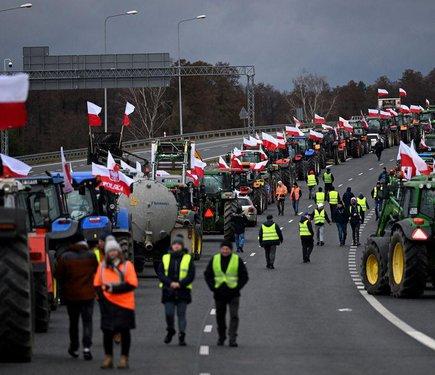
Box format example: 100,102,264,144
103,10,138,132
0,3,32,155
177,15,206,136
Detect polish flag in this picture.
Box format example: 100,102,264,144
276,131,285,140
338,117,353,132
425,99,430,107
399,104,410,114
121,159,140,175
231,156,243,169
259,148,268,161
410,105,422,114
243,137,257,147
107,150,119,170
399,88,407,97
420,137,429,150
314,114,325,125
250,135,262,146
87,101,102,127
122,102,135,126
276,131,286,149
0,153,31,177
386,108,398,117
186,170,200,186
250,160,268,171
233,147,242,157
309,129,323,142
293,116,303,128
380,110,392,119
377,88,389,97
285,125,304,137
368,109,379,118
397,141,430,177
261,132,278,151
191,156,206,178
218,156,229,169
322,124,334,131
60,147,74,193
92,162,134,196
0,74,29,130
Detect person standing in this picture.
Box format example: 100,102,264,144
204,241,249,347
374,139,384,161
342,187,355,209
356,193,370,223
299,212,314,263
258,214,283,269
275,181,288,216
314,186,326,206
378,167,390,185
311,203,331,246
327,186,340,222
322,167,334,193
157,236,195,346
91,232,109,263
289,182,302,215
349,198,363,246
371,181,384,221
94,237,138,369
231,207,248,253
306,170,318,199
55,235,98,360
335,201,349,246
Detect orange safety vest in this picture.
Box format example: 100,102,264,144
276,185,288,197
290,187,301,200
94,260,138,310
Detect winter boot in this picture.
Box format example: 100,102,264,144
164,328,176,344
100,355,114,369
179,332,186,346
117,355,129,369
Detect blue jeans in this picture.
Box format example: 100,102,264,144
164,301,187,333
336,223,347,245
375,199,383,219
292,200,299,214
235,233,245,251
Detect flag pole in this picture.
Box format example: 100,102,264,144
119,124,125,149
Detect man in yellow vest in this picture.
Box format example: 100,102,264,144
299,212,314,263
258,214,283,269
204,241,248,347
314,187,326,206
311,203,331,246
371,181,384,220
306,170,318,199
356,193,370,223
327,186,340,222
157,236,195,346
322,167,335,193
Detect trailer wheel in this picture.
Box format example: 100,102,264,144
0,238,33,362
361,241,390,295
388,229,428,298
34,271,50,333
223,200,238,241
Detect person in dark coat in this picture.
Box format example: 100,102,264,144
378,167,390,185
230,207,249,253
157,236,195,346
342,187,355,209
299,213,314,263
204,241,249,347
94,236,138,369
334,201,349,246
349,198,363,246
374,139,383,161
258,214,283,269
55,235,98,360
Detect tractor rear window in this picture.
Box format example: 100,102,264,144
420,189,434,218
238,198,251,206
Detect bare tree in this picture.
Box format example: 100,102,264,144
122,86,172,139
286,72,337,122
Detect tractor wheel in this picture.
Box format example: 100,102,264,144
388,229,428,298
0,238,33,362
361,241,390,295
281,167,291,189
295,162,304,181
224,200,238,241
306,158,319,176
34,271,50,333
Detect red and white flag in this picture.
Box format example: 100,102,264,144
230,156,243,169
261,132,278,151
276,131,285,140
314,113,325,125
259,148,268,161
276,131,286,149
410,105,422,114
397,141,430,177
249,135,262,146
0,153,31,178
218,156,229,169
233,147,242,157
425,98,430,107
386,108,398,117
107,150,119,170
379,110,392,119
87,101,102,127
92,162,134,196
191,156,206,178
0,73,29,130
368,109,379,118
309,129,323,142
250,160,268,171
186,170,200,186
293,116,303,128
60,147,74,193
399,104,410,114
243,137,257,148
377,88,389,97
399,88,407,97
122,102,135,126
322,124,334,131
285,125,304,137
338,117,353,132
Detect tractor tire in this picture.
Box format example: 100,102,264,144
281,167,291,189
388,229,428,298
34,271,50,333
223,200,238,241
306,158,318,176
361,241,390,295
295,162,304,181
0,238,33,362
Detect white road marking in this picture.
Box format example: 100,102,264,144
308,204,313,208
210,308,216,315
250,252,256,257
379,163,384,166
389,159,394,162
200,373,211,375
298,212,303,216
348,178,353,181
204,325,213,333
338,184,343,187
199,345,210,355
369,167,374,171
346,158,353,161
280,226,284,230
357,285,365,290
338,308,353,312
243,261,247,264
288,219,293,223
358,172,363,176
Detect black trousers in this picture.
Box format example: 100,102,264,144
330,204,337,222
264,245,277,266
215,297,240,342
66,299,94,350
350,222,360,244
103,329,131,356
301,237,314,262
277,199,285,215
324,183,333,193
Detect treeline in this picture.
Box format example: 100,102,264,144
9,63,435,156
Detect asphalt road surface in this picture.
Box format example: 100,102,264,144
4,144,435,375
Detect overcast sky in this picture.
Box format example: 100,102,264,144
0,0,434,90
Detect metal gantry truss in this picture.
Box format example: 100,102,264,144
27,65,256,134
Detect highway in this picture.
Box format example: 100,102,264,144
4,142,435,375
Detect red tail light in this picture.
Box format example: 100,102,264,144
204,208,214,218
0,223,16,231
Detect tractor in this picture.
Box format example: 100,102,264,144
419,105,435,133
320,127,341,165
349,119,371,155
361,175,435,298
367,117,393,148
287,136,320,181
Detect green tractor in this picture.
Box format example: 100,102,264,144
361,175,435,298
420,106,435,133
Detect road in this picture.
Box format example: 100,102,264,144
4,143,435,375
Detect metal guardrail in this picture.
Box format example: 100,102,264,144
18,125,284,165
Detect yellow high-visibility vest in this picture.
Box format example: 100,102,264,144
159,253,192,289
357,197,367,211
299,220,311,236
329,190,339,205
314,209,326,224
307,174,317,187
212,253,239,289
261,223,280,241
315,191,325,204
323,172,333,184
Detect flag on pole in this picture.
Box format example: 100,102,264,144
250,160,268,171
261,132,278,151
60,147,74,193
338,117,353,132
186,170,200,186
87,101,102,126
231,156,243,169
379,110,392,119
218,156,229,169
0,153,31,177
425,98,430,107
399,88,407,97
0,73,29,130
233,147,242,157
397,141,430,177
122,102,135,126
285,125,304,137
399,104,410,114
368,109,379,118
409,105,422,114
309,129,323,142
191,156,206,178
92,162,134,196
314,114,325,125
293,116,303,128
243,137,257,148
385,108,398,117
377,88,389,97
